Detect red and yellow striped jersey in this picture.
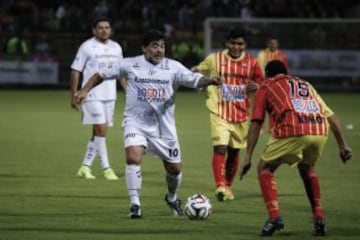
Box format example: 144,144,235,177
257,49,288,72
197,50,264,122
252,74,334,138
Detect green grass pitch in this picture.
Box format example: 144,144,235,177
0,90,359,240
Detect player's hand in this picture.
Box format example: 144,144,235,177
70,95,79,111
74,90,87,108
246,81,259,92
340,146,352,163
191,66,199,72
239,156,251,180
210,76,223,86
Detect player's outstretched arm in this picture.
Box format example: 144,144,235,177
197,76,223,88
74,73,104,106
327,114,352,163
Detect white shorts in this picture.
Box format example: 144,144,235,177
81,100,115,127
123,125,181,163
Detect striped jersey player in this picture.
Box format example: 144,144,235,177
257,38,288,73
193,28,264,201
240,60,352,236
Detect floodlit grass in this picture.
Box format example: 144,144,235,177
0,90,359,240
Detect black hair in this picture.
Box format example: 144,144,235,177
225,27,246,41
142,29,165,47
265,60,288,77
92,17,111,28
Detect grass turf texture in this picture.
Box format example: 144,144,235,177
0,90,359,240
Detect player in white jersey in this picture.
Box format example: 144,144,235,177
70,17,123,180
74,30,222,218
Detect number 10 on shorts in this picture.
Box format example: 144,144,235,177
169,148,179,157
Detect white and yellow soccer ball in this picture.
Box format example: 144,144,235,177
184,194,212,220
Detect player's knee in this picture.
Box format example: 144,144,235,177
257,160,277,174
214,145,227,155
227,147,239,158
126,152,142,165
93,124,107,137
164,162,181,175
298,163,315,177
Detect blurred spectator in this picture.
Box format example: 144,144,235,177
31,32,57,62
8,0,39,31
171,38,190,61
93,0,110,18
182,42,202,68
4,29,29,60
2,0,359,34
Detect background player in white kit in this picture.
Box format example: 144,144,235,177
75,30,222,218
70,17,123,180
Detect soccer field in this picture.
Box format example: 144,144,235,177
0,90,359,240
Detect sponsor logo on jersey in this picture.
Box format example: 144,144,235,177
137,87,167,103
134,77,169,85
94,54,118,59
221,84,246,102
291,99,320,114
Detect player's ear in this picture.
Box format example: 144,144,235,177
141,46,146,53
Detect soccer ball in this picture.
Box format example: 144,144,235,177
184,194,212,220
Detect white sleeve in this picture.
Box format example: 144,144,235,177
173,61,203,89
70,44,88,72
98,61,122,80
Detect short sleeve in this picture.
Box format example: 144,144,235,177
251,84,268,121
252,60,265,84
70,44,88,72
196,53,216,76
174,61,203,89
310,84,334,118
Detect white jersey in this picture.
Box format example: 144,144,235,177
99,55,203,139
71,37,123,101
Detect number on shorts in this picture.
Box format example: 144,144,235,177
168,148,179,158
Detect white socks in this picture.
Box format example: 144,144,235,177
93,136,110,169
125,165,182,205
125,164,142,206
82,140,96,166
166,172,182,202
